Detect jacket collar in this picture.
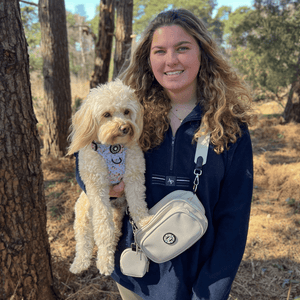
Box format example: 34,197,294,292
181,104,203,124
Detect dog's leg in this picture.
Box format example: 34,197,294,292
124,182,152,228
70,192,94,274
78,150,118,276
124,147,153,228
88,185,117,276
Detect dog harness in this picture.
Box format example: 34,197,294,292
92,142,127,185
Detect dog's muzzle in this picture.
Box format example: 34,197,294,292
119,124,133,136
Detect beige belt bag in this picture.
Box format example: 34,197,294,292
135,190,208,263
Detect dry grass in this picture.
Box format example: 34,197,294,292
230,97,300,300
32,74,300,300
30,71,90,103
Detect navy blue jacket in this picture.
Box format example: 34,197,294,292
75,105,253,300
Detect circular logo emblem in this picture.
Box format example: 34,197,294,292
110,144,122,154
163,233,176,245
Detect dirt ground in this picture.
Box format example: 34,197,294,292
33,76,300,299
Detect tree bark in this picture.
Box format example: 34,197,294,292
39,0,72,156
0,1,59,299
90,0,115,88
112,0,133,80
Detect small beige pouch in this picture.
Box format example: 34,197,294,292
120,246,149,278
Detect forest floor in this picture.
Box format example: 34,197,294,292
32,74,300,300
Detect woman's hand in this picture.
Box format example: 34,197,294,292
109,181,125,198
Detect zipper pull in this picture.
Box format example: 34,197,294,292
170,136,175,171
193,156,203,193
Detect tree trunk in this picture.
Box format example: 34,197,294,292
112,0,133,80
78,16,86,78
283,55,300,123
0,1,59,299
90,0,115,88
39,0,72,157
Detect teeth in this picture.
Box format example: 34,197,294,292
165,71,183,75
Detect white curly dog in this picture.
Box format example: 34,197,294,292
67,79,152,276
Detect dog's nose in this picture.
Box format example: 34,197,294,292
119,125,129,135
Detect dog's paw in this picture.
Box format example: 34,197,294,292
69,258,91,274
138,215,153,228
97,257,114,276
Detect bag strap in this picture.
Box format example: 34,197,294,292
194,133,210,165
193,131,211,193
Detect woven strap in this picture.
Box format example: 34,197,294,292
193,131,211,193
194,132,210,165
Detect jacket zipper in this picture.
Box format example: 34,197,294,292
170,136,175,171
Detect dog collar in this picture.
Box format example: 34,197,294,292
91,142,127,185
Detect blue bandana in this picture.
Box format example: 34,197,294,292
91,142,127,185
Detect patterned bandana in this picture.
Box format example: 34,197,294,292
91,142,127,185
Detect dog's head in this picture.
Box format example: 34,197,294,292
67,79,143,155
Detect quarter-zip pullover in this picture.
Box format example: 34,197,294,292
75,104,253,300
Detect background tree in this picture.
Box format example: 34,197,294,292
20,3,43,72
67,10,95,79
0,1,59,299
39,0,72,156
227,0,300,122
90,0,115,87
20,3,96,78
113,0,133,79
133,0,226,46
283,56,300,122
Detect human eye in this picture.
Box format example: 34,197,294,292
153,49,165,54
177,46,189,52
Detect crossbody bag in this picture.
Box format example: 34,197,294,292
120,132,210,277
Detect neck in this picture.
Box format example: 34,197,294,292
165,85,198,106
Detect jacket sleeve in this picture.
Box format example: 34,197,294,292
192,129,253,300
74,152,86,193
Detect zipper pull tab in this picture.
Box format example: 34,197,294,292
195,156,203,173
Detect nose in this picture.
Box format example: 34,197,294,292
119,124,130,135
166,51,179,66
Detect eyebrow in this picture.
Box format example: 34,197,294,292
151,41,192,50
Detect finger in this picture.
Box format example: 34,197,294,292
113,181,125,192
110,190,120,197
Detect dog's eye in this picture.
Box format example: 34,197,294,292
124,109,130,115
103,112,111,118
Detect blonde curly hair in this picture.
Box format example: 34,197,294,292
119,9,254,154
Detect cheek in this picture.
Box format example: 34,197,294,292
150,55,162,75
187,55,201,76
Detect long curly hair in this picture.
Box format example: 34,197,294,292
119,9,254,154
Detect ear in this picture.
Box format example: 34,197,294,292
67,104,97,155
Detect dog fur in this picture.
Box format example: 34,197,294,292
67,79,151,276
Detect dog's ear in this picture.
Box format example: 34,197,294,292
67,103,97,155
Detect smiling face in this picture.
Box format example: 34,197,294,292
149,25,201,102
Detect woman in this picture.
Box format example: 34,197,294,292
77,8,254,300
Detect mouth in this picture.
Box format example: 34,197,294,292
164,70,184,76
